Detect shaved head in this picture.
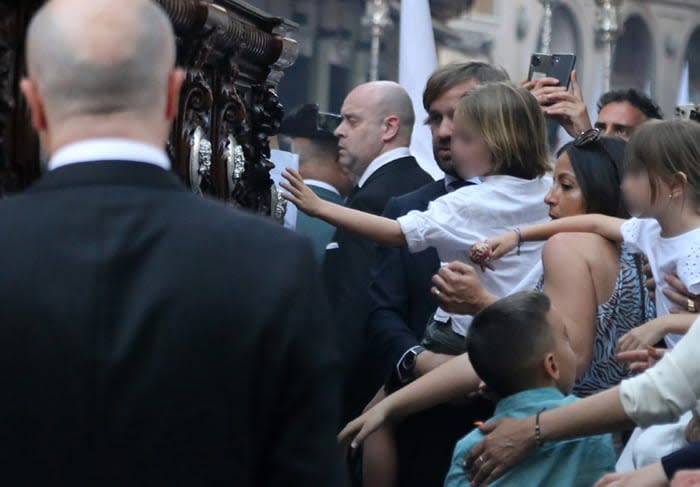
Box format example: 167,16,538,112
334,81,415,176
349,81,415,143
26,0,176,123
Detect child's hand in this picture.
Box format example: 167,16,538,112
280,168,324,216
484,231,519,261
617,319,665,353
616,347,666,373
337,402,390,450
469,242,494,271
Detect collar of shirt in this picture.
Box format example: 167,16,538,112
357,146,411,188
494,387,565,417
444,173,481,192
303,179,340,196
48,138,171,171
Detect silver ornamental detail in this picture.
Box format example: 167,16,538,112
189,126,212,195
226,134,246,185
198,139,212,176
595,0,623,94
270,184,287,224
362,0,392,81
539,0,557,55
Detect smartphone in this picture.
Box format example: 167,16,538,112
528,53,576,89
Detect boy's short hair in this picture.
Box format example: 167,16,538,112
466,291,554,398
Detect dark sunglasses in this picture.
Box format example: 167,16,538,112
572,128,621,184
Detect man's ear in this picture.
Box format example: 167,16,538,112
20,78,48,132
543,352,560,381
382,115,400,142
165,68,186,121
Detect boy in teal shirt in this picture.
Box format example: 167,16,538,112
445,291,616,487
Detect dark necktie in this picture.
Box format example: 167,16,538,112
447,179,472,192
345,185,361,205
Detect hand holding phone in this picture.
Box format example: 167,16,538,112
528,53,576,89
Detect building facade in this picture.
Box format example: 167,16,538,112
247,0,700,119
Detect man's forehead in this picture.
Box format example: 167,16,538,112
340,98,366,117
429,79,479,111
597,101,646,126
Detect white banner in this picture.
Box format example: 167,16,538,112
399,0,441,180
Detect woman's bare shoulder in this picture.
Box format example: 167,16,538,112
543,231,617,255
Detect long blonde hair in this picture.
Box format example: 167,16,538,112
455,82,550,179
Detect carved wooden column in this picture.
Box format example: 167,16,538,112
0,0,298,221
156,0,298,220
0,0,43,196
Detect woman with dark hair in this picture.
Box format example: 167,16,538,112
338,133,655,449
537,135,655,397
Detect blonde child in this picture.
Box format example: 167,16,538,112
282,82,552,487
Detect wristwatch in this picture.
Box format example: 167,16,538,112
397,345,425,384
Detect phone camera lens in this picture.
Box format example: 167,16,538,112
532,57,541,67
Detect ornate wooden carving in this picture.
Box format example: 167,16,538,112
156,0,298,219
0,0,298,221
0,0,42,196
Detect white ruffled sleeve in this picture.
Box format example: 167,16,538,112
677,242,700,295
619,218,645,254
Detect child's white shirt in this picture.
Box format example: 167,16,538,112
620,217,700,347
397,174,551,336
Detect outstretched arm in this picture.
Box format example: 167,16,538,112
281,168,406,247
486,214,626,260
338,352,481,448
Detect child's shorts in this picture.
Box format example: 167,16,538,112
420,317,468,355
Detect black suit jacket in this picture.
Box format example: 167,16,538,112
0,161,343,486
367,179,447,379
322,155,431,420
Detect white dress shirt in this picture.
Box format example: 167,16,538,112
49,138,171,171
620,315,700,427
357,147,411,188
397,175,551,336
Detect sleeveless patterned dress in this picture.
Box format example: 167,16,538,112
538,246,656,397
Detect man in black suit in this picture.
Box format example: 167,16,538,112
323,81,432,423
366,63,510,486
6,0,342,485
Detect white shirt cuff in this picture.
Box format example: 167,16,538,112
619,354,696,427
398,211,428,254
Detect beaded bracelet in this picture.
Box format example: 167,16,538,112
535,408,546,448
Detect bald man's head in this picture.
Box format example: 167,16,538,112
333,81,415,178
354,81,415,143
26,0,176,123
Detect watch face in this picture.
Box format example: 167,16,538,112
401,351,417,371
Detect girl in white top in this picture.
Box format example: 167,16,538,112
484,119,700,349
282,82,552,340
